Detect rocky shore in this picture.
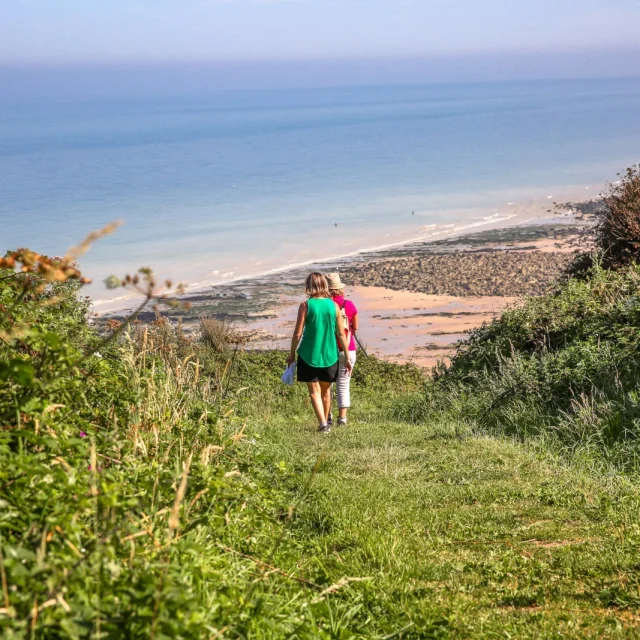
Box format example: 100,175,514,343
341,249,573,297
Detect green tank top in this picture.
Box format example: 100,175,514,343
297,297,339,368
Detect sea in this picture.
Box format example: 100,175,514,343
1,76,640,309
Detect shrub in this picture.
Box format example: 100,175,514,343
199,315,241,355
399,262,640,468
570,165,640,274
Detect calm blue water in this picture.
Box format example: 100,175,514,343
1,77,639,305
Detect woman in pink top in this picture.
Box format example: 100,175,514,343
325,273,359,426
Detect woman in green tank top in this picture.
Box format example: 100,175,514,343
287,272,352,433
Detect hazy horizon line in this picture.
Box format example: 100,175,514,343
2,44,640,68
2,49,640,99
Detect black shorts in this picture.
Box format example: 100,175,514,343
297,356,339,383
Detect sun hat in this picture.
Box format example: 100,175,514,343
325,272,344,290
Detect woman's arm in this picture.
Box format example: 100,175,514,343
352,311,359,333
286,302,306,364
335,304,353,373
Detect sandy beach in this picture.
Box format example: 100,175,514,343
89,185,597,314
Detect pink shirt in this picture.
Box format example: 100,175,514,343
332,295,358,352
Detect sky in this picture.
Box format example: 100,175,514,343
1,0,640,89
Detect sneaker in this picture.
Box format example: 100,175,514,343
327,412,333,426
318,423,331,434
337,418,347,426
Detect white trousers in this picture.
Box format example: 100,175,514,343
336,350,357,409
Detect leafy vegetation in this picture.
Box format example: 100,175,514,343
0,246,430,637
394,263,640,468
3,165,640,637
570,165,640,274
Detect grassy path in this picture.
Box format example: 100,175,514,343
259,411,640,638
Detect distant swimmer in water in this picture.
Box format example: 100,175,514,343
335,223,338,227
412,211,415,215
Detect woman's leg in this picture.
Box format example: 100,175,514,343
320,381,332,421
306,382,326,425
337,351,356,420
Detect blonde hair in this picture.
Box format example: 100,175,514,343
305,272,330,298
330,287,345,297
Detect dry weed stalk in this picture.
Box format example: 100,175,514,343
199,316,247,353
169,453,193,535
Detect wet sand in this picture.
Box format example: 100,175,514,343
247,286,514,369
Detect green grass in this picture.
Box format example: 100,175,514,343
249,393,640,638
